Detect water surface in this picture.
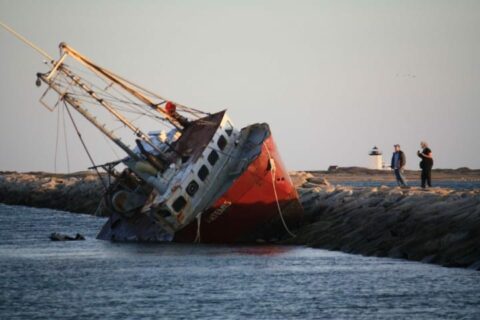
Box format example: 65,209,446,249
0,204,479,319
336,180,480,189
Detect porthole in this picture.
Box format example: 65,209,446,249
186,180,199,197
198,165,209,181
208,150,219,166
172,196,187,212
217,135,227,150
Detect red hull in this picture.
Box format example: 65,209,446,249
174,135,303,243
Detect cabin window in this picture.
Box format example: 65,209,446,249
208,150,219,166
198,165,209,181
186,180,199,197
217,135,227,151
172,196,187,212
225,121,233,136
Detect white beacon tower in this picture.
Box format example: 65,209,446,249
368,146,383,170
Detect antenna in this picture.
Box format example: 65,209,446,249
0,20,54,62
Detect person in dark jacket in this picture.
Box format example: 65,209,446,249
391,144,407,187
417,141,434,188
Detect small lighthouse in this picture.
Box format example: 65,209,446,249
368,146,383,170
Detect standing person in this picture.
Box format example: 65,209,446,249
391,144,407,187
417,141,433,188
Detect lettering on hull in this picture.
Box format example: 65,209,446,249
206,201,232,223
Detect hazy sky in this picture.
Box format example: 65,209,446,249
1,0,479,172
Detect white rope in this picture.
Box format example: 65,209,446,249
194,212,202,243
263,142,296,238
94,198,104,217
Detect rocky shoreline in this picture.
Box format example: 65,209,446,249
288,171,480,270
308,166,480,183
0,171,104,214
1,169,479,270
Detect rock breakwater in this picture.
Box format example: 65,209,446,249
0,171,104,214
289,172,480,270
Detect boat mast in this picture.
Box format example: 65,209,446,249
0,21,184,163
0,20,54,63
36,73,140,160
59,43,188,130
45,66,167,156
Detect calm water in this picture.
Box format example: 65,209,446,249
337,180,480,189
0,204,479,320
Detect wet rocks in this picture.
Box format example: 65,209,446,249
50,232,85,241
286,172,480,270
0,171,104,214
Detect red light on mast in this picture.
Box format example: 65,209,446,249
165,101,176,114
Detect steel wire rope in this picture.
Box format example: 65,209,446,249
62,105,71,173
54,105,61,172
53,78,224,161
56,79,174,134
1,19,205,121
66,60,208,120
61,64,207,128
86,63,209,116
69,66,158,113
60,65,168,125
64,102,108,191
100,134,121,160
66,64,177,123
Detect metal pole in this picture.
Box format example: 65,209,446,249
60,44,183,129
38,73,139,160
0,20,53,62
58,67,166,155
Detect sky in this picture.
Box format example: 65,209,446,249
1,0,479,172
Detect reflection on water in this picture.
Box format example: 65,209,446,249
232,245,292,256
0,204,479,320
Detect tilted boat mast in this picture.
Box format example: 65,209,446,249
1,21,195,160
57,43,189,130
34,42,192,163
36,71,140,160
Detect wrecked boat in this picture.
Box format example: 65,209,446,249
33,43,303,243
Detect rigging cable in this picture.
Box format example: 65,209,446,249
51,66,156,125
62,106,71,173
64,101,108,191
100,134,121,160
66,59,208,118
54,105,60,172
